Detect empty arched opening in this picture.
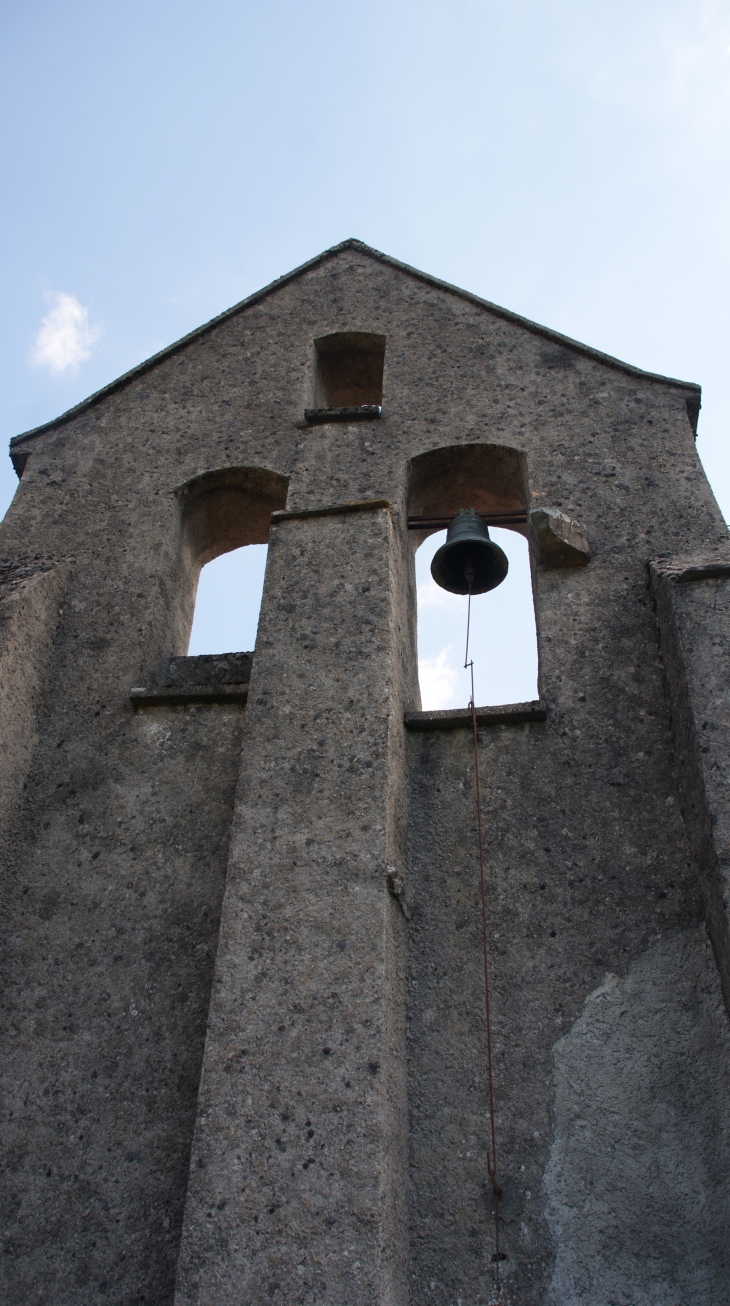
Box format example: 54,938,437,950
408,444,538,709
174,466,289,656
187,546,268,655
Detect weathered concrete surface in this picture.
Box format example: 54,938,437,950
406,676,700,1306
0,558,69,835
652,563,730,1014
0,240,728,1301
174,504,412,1306
0,694,247,1304
544,926,730,1306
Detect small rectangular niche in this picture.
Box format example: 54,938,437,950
307,332,385,421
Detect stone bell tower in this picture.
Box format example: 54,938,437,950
1,240,729,1305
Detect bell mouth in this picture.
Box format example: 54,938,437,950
430,511,509,595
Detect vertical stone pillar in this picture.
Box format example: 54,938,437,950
652,558,730,1013
0,560,69,840
175,501,409,1306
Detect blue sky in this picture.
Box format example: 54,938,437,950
2,1,729,706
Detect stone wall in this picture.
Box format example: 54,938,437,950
0,241,728,1304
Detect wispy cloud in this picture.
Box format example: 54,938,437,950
419,647,459,711
30,292,101,373
416,574,462,614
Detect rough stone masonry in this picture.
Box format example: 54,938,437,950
1,240,730,1305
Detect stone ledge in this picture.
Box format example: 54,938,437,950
131,651,253,707
272,499,390,523
304,405,381,423
0,555,68,600
131,684,249,707
651,557,730,584
405,700,547,731
531,508,590,566
161,651,252,687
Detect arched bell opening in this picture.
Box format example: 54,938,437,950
187,546,269,656
407,443,538,709
173,465,289,656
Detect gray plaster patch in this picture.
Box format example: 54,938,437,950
544,927,730,1305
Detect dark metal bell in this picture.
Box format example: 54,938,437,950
430,509,509,595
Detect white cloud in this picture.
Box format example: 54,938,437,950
419,647,460,711
30,292,101,373
416,575,461,613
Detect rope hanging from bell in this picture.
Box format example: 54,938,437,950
430,507,509,1301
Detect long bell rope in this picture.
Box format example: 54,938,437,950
464,580,503,1302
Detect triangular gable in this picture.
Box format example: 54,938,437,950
10,238,701,462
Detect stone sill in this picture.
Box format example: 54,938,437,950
405,700,546,731
131,684,249,707
304,405,382,424
130,652,252,707
651,557,730,584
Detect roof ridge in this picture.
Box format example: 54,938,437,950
10,238,700,451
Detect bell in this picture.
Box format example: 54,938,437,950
430,509,509,595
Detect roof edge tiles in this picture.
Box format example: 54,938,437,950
10,238,701,452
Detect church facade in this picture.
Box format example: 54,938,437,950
1,240,729,1304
